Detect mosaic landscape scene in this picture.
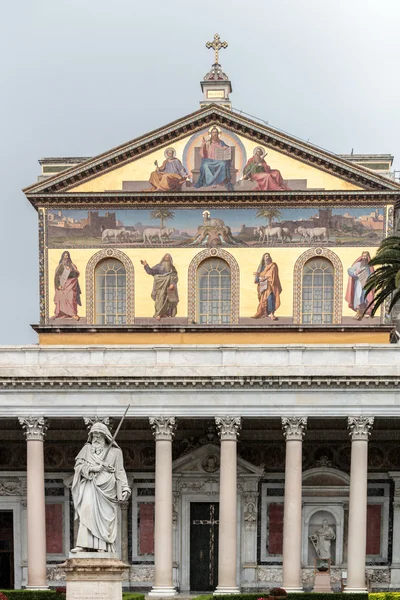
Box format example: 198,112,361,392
47,206,386,249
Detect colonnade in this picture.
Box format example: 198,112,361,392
18,415,374,594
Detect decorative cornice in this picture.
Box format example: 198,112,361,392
19,416,48,441
149,416,176,441
32,323,393,335
347,416,374,441
23,105,400,196
26,190,400,210
215,416,241,441
2,375,400,391
282,416,307,441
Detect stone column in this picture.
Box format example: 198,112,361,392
281,416,307,593
148,417,177,597
19,416,49,590
390,475,400,586
120,500,129,563
215,416,241,595
345,416,374,593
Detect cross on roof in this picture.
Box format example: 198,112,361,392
206,33,228,65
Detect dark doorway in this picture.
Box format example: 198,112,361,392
190,502,219,591
0,511,14,589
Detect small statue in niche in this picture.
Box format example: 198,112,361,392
244,502,257,526
309,518,336,559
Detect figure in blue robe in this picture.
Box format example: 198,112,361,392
194,128,234,191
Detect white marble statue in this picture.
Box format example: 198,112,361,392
309,518,336,559
71,422,131,553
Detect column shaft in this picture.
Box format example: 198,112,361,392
120,502,129,564
345,416,373,594
19,416,48,590
282,440,303,591
149,417,177,597
281,416,307,593
154,440,173,587
215,416,241,595
27,440,47,588
218,441,238,591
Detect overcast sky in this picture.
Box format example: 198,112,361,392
1,0,399,345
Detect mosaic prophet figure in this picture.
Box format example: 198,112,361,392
243,147,288,191
194,127,234,191
148,148,188,191
53,251,81,321
141,254,179,320
71,422,131,552
345,251,375,320
252,253,282,320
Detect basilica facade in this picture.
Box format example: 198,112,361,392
1,38,400,594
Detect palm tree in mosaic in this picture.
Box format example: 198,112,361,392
363,236,400,316
256,208,283,226
150,208,175,229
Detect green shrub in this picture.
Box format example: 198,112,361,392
192,594,368,600
370,596,400,600
122,594,146,600
293,595,368,600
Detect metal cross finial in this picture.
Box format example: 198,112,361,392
206,33,228,65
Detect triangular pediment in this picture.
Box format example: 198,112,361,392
172,443,264,476
24,105,399,197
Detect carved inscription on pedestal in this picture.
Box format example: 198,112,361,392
68,586,114,600
69,593,109,600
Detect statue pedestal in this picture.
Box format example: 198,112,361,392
313,571,333,593
63,553,128,600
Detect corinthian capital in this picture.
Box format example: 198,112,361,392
215,416,241,441
149,417,176,441
348,416,374,441
282,417,307,441
19,416,48,441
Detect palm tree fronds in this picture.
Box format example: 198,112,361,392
363,235,400,317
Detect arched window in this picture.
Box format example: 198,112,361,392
197,258,231,324
95,258,127,324
301,257,334,324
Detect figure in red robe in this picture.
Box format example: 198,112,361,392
53,251,81,321
243,147,288,191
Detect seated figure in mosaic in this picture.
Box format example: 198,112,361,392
148,148,189,191
71,422,131,553
243,147,288,191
